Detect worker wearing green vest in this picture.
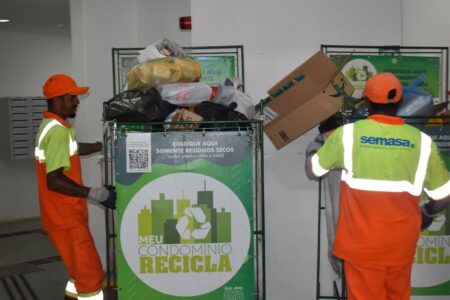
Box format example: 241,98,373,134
35,74,116,300
306,73,450,300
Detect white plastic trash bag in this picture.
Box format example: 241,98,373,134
138,38,186,63
159,82,212,107
214,77,255,119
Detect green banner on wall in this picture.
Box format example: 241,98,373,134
194,55,236,87
115,130,254,299
411,124,450,296
330,54,441,100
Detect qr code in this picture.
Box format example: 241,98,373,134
128,149,149,170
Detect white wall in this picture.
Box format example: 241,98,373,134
192,0,402,102
402,0,450,47
192,0,403,298
136,0,192,48
0,30,72,223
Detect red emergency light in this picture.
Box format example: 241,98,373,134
179,16,191,30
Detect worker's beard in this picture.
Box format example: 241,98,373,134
70,106,77,118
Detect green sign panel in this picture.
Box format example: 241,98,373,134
115,130,254,299
193,55,236,87
412,124,450,296
330,54,441,100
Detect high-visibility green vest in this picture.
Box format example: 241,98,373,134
311,114,450,266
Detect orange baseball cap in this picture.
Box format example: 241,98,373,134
42,74,89,99
364,72,403,104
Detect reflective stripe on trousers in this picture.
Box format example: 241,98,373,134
66,279,104,300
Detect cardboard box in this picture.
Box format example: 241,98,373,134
169,108,203,130
262,51,354,149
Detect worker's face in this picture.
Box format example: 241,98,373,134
58,94,80,119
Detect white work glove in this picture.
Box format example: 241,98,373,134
88,187,109,202
87,186,117,210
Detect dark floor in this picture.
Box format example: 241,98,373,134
0,218,116,300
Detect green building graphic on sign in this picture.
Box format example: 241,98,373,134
138,184,232,245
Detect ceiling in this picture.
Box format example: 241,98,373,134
0,0,70,36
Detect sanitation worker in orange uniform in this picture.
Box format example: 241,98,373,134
35,74,116,300
306,73,450,300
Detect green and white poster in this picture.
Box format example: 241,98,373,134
115,130,255,299
412,124,450,297
194,55,236,87
330,54,441,102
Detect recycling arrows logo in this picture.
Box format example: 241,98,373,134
176,207,212,240
121,172,252,296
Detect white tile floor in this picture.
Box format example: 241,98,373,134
0,218,117,300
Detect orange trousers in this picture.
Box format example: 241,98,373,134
344,261,412,300
48,223,104,295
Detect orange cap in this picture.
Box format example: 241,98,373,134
364,72,402,104
42,74,89,99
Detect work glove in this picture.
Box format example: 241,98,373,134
305,135,325,158
88,186,117,210
420,204,435,231
305,134,325,180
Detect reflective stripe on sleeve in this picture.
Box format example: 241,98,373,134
425,179,450,200
311,153,330,177
69,135,78,156
412,132,432,195
35,120,62,161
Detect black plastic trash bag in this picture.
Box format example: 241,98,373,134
104,86,177,122
194,101,249,130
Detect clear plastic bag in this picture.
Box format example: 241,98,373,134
137,38,186,63
159,82,212,107
127,57,202,89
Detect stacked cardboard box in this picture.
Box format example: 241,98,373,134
262,51,354,149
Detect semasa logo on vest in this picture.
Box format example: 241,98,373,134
360,136,415,148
